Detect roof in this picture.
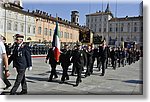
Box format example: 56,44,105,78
86,11,113,17
109,16,143,22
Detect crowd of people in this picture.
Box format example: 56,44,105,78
0,33,142,95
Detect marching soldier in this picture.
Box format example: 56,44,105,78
8,34,32,95
85,44,94,77
71,42,87,87
45,47,58,82
59,44,72,83
110,47,117,70
98,40,108,76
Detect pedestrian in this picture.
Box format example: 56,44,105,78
45,47,58,82
71,42,87,87
0,35,11,90
8,34,32,95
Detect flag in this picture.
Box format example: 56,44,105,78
52,21,60,62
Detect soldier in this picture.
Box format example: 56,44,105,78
8,34,32,95
59,44,72,83
45,47,58,82
110,47,117,70
98,40,108,76
71,42,87,87
118,47,125,67
85,44,94,77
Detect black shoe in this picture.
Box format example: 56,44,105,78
3,85,11,90
54,76,58,78
66,77,69,80
73,83,79,87
18,91,27,95
48,79,52,82
10,92,17,95
100,73,104,76
59,81,65,84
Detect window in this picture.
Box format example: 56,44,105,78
14,22,18,31
70,33,72,39
49,29,52,36
109,27,112,32
121,27,124,32
28,26,31,33
38,27,42,34
99,28,101,32
7,21,11,30
33,26,36,34
116,27,118,32
104,28,106,32
72,17,75,22
61,31,63,38
21,24,24,32
44,28,47,35
134,27,137,32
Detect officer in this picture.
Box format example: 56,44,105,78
59,44,72,83
45,47,58,82
98,40,108,76
71,42,87,87
8,34,32,95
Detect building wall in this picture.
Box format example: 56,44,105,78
86,12,142,45
35,17,79,43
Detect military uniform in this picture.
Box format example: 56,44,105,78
71,43,87,86
9,34,32,95
59,47,72,83
46,48,58,82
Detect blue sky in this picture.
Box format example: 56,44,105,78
22,0,142,25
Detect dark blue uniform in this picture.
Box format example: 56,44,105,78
9,43,32,95
46,48,58,82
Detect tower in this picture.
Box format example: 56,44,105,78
71,11,79,24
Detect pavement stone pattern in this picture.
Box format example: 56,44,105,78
0,57,143,95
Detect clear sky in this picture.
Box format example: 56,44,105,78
22,0,142,25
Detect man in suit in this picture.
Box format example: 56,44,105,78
59,44,72,83
8,34,32,95
71,42,87,87
99,40,108,76
45,47,58,82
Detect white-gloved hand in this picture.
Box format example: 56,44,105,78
28,66,32,71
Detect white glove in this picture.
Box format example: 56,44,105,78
28,66,32,71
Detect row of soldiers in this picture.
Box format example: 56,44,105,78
45,40,142,87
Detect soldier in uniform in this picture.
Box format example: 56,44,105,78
71,42,87,87
98,40,108,76
59,44,72,83
85,44,94,77
45,47,58,82
110,47,117,70
8,34,32,95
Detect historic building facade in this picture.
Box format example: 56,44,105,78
0,2,36,43
0,1,88,44
86,3,143,46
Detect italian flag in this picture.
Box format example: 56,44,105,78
52,21,60,62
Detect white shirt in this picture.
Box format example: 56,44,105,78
0,41,6,64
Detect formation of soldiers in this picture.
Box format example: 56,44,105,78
1,34,142,95
45,40,142,87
